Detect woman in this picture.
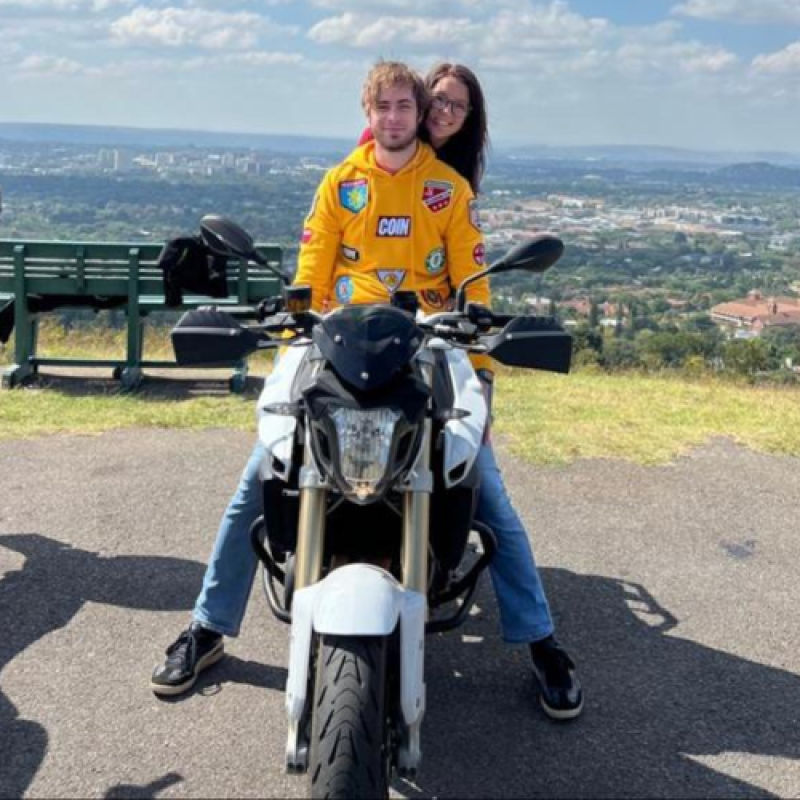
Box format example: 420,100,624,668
422,62,488,194
421,63,584,719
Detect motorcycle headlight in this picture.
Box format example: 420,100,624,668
329,407,401,501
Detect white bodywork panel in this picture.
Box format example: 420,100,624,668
285,564,426,727
256,343,309,481
440,347,487,488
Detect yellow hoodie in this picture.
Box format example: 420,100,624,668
295,140,492,372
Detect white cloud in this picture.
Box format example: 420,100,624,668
673,0,800,25
186,0,293,7
482,1,608,52
17,53,97,75
752,42,800,74
615,39,738,76
110,5,297,49
95,50,304,79
308,1,607,53
680,46,738,73
309,0,479,11
308,11,476,47
0,0,131,10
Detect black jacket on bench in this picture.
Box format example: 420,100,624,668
157,235,230,307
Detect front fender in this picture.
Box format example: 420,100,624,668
286,564,426,728
309,563,404,635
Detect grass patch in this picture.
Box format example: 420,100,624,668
3,323,800,465
494,369,800,465
0,390,258,441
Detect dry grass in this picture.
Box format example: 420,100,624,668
494,369,800,464
3,323,800,464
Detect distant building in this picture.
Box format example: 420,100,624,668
560,298,592,316
98,148,114,169
113,149,132,172
711,290,800,333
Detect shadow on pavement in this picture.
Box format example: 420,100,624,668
0,533,208,799
104,772,184,799
396,567,800,799
3,536,800,799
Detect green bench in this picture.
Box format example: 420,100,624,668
0,238,283,391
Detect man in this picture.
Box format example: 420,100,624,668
152,61,583,720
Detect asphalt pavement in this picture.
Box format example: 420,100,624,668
1,424,799,799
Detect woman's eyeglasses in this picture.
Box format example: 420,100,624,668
431,94,471,117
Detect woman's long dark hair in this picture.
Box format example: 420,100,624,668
423,63,489,194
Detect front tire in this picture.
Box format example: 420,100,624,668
309,635,389,799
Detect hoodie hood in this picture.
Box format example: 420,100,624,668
344,140,437,176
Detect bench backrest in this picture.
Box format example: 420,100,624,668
0,239,283,304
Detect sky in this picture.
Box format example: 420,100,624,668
2,0,800,153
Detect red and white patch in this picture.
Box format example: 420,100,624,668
473,243,485,266
300,228,313,244
422,180,454,213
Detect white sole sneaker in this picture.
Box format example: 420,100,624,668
150,640,225,696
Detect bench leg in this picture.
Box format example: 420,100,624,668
229,359,249,394
2,363,36,389
3,314,38,388
119,367,143,392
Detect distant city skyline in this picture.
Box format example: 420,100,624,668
1,0,799,153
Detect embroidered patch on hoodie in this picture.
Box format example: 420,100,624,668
422,289,446,309
376,270,406,292
334,275,354,304
422,180,454,213
341,244,360,262
376,216,411,237
425,247,446,275
339,180,368,214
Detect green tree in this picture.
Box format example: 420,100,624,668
722,338,772,376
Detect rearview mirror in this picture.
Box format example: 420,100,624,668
456,234,564,311
490,234,564,275
200,215,290,285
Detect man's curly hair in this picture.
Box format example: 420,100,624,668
361,60,430,117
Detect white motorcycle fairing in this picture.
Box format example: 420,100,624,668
436,345,488,489
256,342,309,481
257,337,486,489
285,564,426,769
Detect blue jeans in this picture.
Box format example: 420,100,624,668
194,442,554,644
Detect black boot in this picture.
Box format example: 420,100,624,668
530,635,583,720
151,622,224,696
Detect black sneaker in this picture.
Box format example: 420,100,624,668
529,635,583,720
150,623,224,697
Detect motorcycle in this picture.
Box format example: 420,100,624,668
171,216,572,798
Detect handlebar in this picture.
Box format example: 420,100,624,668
248,301,531,348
